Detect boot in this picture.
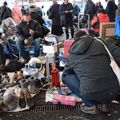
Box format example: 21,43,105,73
20,79,34,108
19,91,26,108
28,77,38,94
3,92,18,111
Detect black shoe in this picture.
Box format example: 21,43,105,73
80,103,97,114
97,104,112,113
19,91,26,108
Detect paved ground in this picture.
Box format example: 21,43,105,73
1,91,120,120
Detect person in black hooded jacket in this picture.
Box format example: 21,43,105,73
47,0,63,36
62,30,120,114
0,1,12,22
106,0,117,22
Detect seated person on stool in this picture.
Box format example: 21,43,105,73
16,10,44,63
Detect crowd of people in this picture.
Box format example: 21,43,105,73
0,0,120,115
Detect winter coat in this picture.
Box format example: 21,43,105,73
47,3,61,26
59,2,73,24
106,1,117,22
11,4,22,24
84,0,96,20
31,12,45,26
115,16,120,36
91,13,109,33
16,19,44,41
0,6,12,21
62,35,120,101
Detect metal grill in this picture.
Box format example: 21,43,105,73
23,104,81,113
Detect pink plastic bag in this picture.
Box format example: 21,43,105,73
53,94,76,106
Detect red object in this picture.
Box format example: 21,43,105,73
91,13,109,33
51,64,60,87
64,39,74,57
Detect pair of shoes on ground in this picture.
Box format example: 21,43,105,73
12,71,24,81
19,79,34,108
80,103,112,114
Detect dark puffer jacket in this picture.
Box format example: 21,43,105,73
63,35,120,100
84,0,96,20
16,19,44,41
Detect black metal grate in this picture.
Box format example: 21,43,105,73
23,104,81,113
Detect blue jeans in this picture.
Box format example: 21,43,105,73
0,44,6,66
17,38,41,59
62,74,94,107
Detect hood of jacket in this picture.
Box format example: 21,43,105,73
69,35,94,55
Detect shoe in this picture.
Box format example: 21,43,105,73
20,79,34,108
80,103,97,114
28,77,38,94
12,72,18,80
2,76,10,84
19,57,30,64
97,104,112,113
0,66,5,71
19,91,26,108
17,71,24,80
3,92,18,111
40,77,49,88
25,90,34,108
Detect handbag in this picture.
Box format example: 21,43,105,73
96,38,120,85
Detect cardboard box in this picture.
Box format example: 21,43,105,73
99,22,115,38
43,45,57,54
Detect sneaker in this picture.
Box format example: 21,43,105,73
97,104,112,113
80,103,97,114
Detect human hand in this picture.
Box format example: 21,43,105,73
65,11,68,13
24,38,32,45
69,10,73,13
